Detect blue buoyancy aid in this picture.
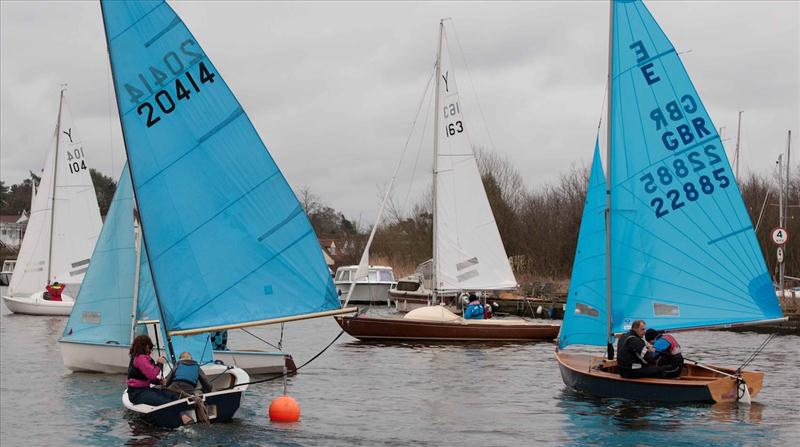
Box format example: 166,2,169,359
653,334,681,357
464,303,485,320
173,361,200,386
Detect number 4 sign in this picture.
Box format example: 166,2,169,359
771,227,788,245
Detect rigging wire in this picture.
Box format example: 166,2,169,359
736,332,777,373
402,72,435,213
241,327,283,352
221,329,347,390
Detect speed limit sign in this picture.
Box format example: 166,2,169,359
771,227,788,245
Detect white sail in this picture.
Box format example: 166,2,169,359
9,90,102,296
433,33,516,292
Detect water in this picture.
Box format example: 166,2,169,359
2,289,799,446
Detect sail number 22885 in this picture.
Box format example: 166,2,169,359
136,61,216,128
640,144,730,219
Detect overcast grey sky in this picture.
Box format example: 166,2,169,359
1,1,797,223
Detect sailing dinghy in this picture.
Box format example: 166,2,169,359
555,0,785,403
2,88,102,316
59,165,293,375
336,19,559,342
101,0,354,427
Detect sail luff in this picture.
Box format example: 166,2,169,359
604,0,615,355
99,1,177,362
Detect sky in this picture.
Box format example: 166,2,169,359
1,1,798,224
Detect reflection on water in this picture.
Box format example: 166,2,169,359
1,296,799,446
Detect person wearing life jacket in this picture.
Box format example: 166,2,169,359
463,293,484,320
126,335,174,406
645,329,684,378
44,281,64,301
616,320,665,379
165,351,213,395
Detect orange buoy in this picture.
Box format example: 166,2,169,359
269,395,301,422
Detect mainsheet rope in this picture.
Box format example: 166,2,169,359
219,329,347,390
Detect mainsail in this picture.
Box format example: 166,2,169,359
607,0,782,332
62,164,135,345
433,26,516,293
558,143,608,349
10,89,102,296
101,0,343,338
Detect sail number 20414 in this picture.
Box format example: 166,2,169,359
136,62,216,128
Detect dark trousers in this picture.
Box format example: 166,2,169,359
128,387,175,406
619,364,665,379
660,353,684,378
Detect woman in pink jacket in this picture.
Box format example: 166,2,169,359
127,335,175,406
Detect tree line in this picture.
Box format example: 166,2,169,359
2,158,797,288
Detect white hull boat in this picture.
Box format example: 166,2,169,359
59,340,292,375
2,292,75,316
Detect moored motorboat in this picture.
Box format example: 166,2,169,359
336,306,559,341
334,265,396,305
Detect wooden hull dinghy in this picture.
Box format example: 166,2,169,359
122,364,249,428
555,351,762,404
2,292,75,316
336,306,559,341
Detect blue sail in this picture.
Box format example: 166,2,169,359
101,1,340,335
608,0,782,333
559,143,608,349
62,164,135,345
136,240,213,364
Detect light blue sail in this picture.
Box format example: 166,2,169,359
136,240,213,364
62,164,135,345
607,0,782,333
101,1,340,336
559,143,608,349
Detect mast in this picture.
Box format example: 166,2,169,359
100,3,176,363
47,87,66,283
130,216,142,343
734,111,743,179
431,19,444,305
604,0,615,359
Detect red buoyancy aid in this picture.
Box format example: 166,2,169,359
46,284,63,301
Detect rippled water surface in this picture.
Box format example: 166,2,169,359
2,293,799,446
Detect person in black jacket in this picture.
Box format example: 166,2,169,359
616,320,665,379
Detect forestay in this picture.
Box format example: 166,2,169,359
433,29,516,292
101,0,341,335
559,144,608,349
62,164,135,345
608,0,782,333
10,91,102,296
